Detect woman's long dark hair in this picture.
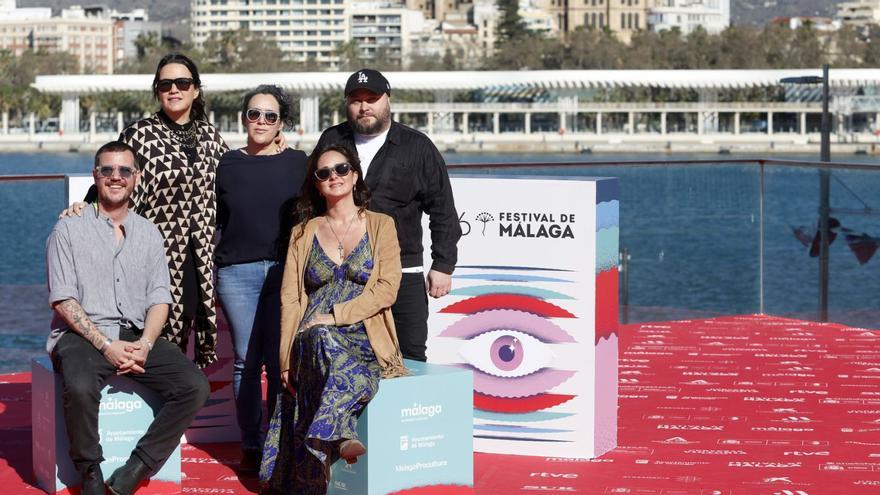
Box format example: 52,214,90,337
292,142,370,243
152,53,208,122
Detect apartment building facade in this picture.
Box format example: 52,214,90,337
350,2,430,65
534,0,650,42
836,0,880,28
0,4,115,74
190,0,349,67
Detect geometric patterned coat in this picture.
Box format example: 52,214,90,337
119,113,228,368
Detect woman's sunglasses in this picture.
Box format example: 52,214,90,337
314,163,352,181
95,165,136,179
245,108,280,125
156,78,194,93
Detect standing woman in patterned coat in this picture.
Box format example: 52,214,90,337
118,53,229,367
62,53,228,367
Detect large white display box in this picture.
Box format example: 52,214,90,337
31,357,181,495
328,360,474,495
426,176,619,458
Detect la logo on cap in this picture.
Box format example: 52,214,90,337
358,72,368,83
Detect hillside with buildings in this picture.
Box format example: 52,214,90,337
732,0,844,25
18,0,186,22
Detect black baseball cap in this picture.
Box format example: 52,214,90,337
344,69,391,97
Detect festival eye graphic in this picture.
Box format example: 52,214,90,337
438,272,579,437
460,329,556,378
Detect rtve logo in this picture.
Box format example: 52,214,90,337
529,472,578,479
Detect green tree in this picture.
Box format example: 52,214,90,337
756,24,794,68
834,25,867,66
334,40,366,72
491,33,562,69
684,26,722,69
785,24,828,68
628,29,691,69
563,28,626,69
118,32,197,74
373,46,402,72
718,25,763,68
200,29,294,73
862,25,880,66
495,0,528,47
409,51,448,70
0,49,72,124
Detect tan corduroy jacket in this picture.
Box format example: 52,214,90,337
279,210,409,379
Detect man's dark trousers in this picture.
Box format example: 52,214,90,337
393,272,430,362
51,328,209,474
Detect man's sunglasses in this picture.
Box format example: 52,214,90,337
95,165,136,179
246,108,280,125
314,163,352,181
156,78,194,92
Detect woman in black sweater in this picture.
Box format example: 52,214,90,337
214,85,307,473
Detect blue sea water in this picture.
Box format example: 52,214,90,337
1,151,879,373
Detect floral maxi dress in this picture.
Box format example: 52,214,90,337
260,233,380,494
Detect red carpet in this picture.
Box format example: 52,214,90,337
3,315,880,494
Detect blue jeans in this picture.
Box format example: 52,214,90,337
216,260,282,450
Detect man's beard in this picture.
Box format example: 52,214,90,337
350,106,390,135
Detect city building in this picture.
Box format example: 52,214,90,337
648,0,730,35
439,20,481,65
520,0,555,35
471,0,499,58
108,9,162,66
405,0,473,22
190,0,349,67
774,16,840,32
533,0,650,43
191,0,465,68
836,0,880,28
0,3,115,74
350,2,424,66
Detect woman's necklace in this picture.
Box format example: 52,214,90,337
324,212,358,261
169,123,198,148
161,113,198,148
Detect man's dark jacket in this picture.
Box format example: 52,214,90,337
315,121,460,274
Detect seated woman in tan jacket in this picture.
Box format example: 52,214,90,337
260,142,408,493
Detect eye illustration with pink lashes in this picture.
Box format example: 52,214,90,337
437,268,580,439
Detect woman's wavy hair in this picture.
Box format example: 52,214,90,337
241,84,295,130
152,53,208,122
292,141,370,243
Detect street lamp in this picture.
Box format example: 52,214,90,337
781,64,831,322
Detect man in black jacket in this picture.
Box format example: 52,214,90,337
315,68,461,362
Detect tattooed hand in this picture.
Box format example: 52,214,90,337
53,298,139,372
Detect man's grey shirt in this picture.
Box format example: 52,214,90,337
45,203,172,352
